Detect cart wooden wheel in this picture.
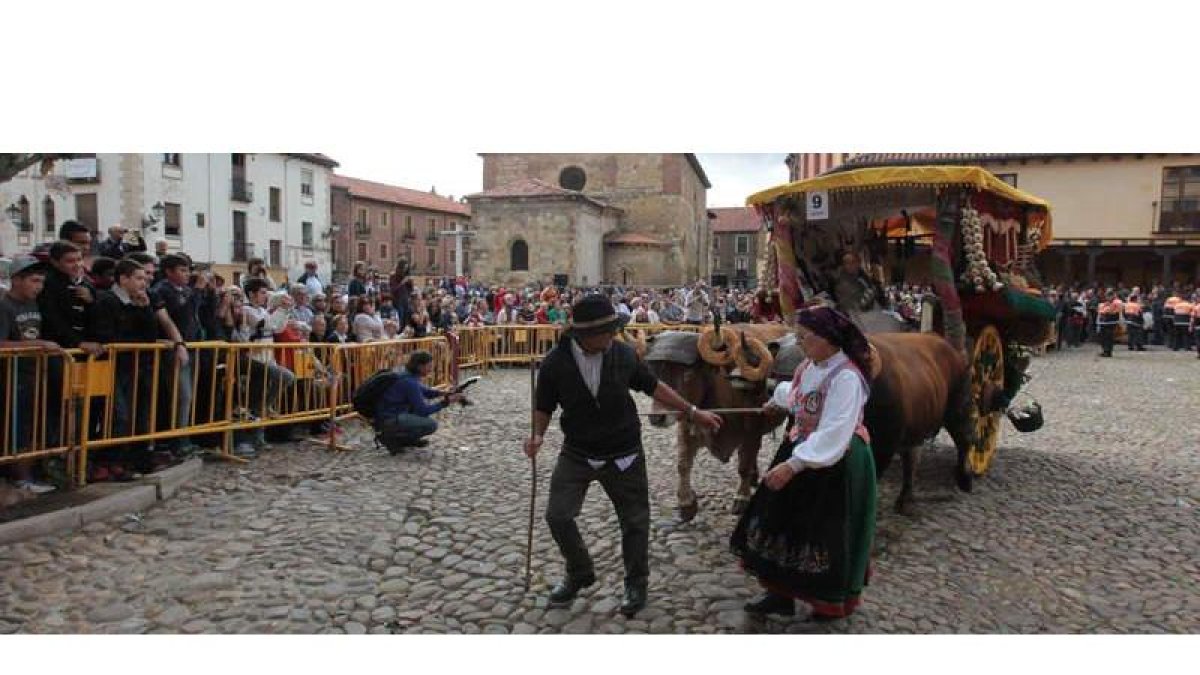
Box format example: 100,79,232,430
966,324,1005,476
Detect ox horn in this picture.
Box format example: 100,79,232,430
698,325,737,367
734,332,773,382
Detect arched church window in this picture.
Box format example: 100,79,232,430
510,239,529,271
558,166,586,191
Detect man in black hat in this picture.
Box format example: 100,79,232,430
524,294,723,617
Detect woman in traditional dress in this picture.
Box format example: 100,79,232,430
731,305,877,622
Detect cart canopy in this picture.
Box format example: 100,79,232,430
746,165,1053,243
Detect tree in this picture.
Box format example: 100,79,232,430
0,154,78,185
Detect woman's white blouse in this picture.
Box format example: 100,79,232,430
775,351,869,473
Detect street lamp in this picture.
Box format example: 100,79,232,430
142,201,166,231
4,203,21,229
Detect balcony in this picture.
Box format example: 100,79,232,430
354,222,371,237
1156,202,1200,234
402,230,415,241
231,177,254,203
425,233,440,245
231,240,255,263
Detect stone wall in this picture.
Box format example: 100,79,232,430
604,245,674,286
479,154,709,283
467,197,617,286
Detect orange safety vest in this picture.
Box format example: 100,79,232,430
1165,296,1181,311
1097,300,1123,324
1123,301,1142,319
1174,301,1194,324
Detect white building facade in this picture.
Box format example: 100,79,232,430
0,153,338,284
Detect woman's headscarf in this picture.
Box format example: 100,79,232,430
795,306,874,379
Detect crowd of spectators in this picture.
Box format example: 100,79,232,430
2,223,1198,499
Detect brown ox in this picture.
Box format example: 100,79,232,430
644,323,792,521
648,327,975,519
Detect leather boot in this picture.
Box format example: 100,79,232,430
548,575,595,606
619,582,647,617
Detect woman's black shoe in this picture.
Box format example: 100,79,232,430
548,575,596,606
619,583,647,617
744,593,795,616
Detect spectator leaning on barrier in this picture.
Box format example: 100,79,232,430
0,255,63,493
150,254,201,454
90,259,172,477
234,280,296,457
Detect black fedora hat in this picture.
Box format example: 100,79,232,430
569,294,627,335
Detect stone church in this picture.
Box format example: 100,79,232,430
466,154,711,287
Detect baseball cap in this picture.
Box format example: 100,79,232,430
10,254,49,277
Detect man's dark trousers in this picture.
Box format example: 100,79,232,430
1127,324,1143,350
545,448,649,587
1099,325,1115,356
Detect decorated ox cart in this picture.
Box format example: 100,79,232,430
746,166,1055,478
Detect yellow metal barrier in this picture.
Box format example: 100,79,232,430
77,342,231,482
1,347,79,486
5,320,710,490
453,326,492,372
322,337,452,451
218,341,341,461
486,325,560,365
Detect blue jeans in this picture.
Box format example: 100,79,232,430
379,413,437,445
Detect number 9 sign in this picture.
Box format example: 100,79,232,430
806,190,829,220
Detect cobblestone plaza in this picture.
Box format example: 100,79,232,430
0,347,1196,634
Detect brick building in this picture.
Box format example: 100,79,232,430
786,153,854,181
708,206,766,289
468,154,710,286
330,175,471,282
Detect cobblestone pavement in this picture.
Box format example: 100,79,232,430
1,347,1196,634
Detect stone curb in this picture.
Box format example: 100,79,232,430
0,458,204,546
141,458,204,501
76,485,158,527
0,506,83,547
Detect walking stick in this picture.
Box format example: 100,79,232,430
524,357,537,592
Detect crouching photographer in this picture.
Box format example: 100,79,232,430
374,350,464,454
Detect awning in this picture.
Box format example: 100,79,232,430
746,165,1052,211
